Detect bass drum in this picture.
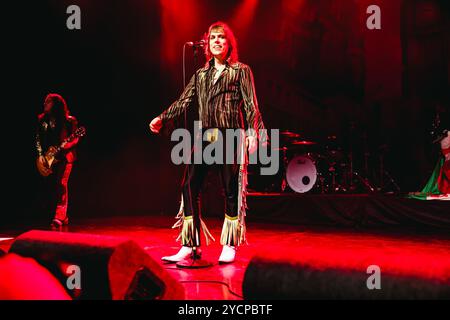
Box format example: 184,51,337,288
286,155,317,193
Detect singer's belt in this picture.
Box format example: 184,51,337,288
205,128,219,143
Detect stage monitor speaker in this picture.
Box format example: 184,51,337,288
243,256,450,299
9,230,184,300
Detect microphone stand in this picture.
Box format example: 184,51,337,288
177,43,212,269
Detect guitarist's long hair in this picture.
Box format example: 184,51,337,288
41,93,71,133
45,93,69,119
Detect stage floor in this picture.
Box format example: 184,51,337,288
1,215,450,300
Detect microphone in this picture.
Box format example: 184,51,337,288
185,40,206,47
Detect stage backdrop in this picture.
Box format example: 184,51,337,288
4,0,449,225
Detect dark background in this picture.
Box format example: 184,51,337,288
4,0,449,225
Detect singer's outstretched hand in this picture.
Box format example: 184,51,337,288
149,117,162,134
246,136,257,154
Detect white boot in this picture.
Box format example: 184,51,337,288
218,245,236,264
161,246,193,263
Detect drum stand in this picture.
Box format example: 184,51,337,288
280,147,289,192
328,162,347,193
317,172,327,194
345,152,376,193
377,151,401,193
339,130,377,193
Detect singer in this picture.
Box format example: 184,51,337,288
149,21,267,264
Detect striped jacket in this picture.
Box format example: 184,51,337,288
160,59,266,141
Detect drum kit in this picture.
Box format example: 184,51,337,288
278,131,345,194
250,130,399,194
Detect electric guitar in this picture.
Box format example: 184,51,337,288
36,126,86,177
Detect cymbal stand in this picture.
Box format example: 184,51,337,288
347,141,376,193
377,150,401,193
280,147,288,192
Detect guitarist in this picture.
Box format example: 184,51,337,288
36,93,80,228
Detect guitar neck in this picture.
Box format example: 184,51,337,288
55,132,78,153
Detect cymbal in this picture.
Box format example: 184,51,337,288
291,140,317,145
272,146,289,151
280,131,301,138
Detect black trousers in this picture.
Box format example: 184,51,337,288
42,160,73,221
179,128,247,247
181,129,244,240
182,161,240,220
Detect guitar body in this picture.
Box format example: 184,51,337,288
37,146,59,176
36,156,53,177
36,127,86,177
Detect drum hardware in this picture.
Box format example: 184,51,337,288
376,144,400,193
280,146,289,192
251,128,400,194
327,161,345,193
291,140,317,146
280,131,301,139
317,172,327,194
342,127,377,193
